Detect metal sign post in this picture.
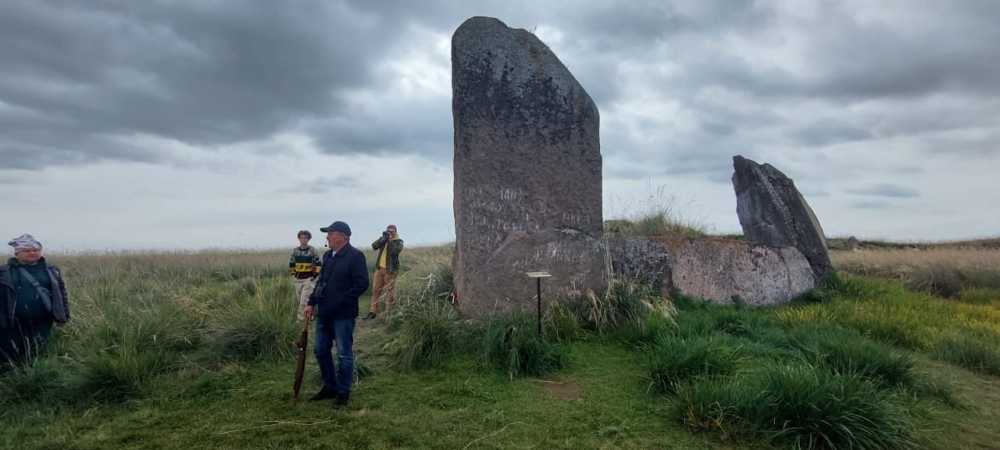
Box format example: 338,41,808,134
525,271,552,338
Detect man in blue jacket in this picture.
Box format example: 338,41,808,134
304,221,369,408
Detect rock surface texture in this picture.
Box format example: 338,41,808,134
452,17,606,317
607,237,815,306
661,238,815,306
732,155,833,280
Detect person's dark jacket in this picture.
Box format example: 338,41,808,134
308,243,369,320
372,235,404,273
0,259,70,329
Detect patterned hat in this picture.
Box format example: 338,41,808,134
8,234,42,251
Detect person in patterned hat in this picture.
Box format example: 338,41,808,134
1,234,70,369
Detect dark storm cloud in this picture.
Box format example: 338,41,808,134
0,0,398,169
3,0,1000,175
306,95,453,159
847,184,920,199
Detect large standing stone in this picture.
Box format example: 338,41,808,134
452,17,606,318
732,156,833,280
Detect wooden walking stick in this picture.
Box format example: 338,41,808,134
292,315,311,401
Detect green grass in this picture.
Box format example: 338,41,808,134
2,246,999,449
776,275,1000,376
644,335,742,394
674,364,917,449
481,313,567,379
385,296,463,370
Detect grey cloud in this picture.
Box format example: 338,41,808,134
307,175,363,194
792,122,873,148
800,189,830,198
4,0,1000,177
277,175,363,195
0,0,400,169
0,174,22,185
307,96,453,160
847,184,920,199
850,200,892,210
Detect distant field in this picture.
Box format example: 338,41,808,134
827,236,1000,251
831,247,1000,300
1,244,998,449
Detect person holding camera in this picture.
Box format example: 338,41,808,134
364,224,403,320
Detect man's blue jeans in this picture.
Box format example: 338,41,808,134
314,317,355,395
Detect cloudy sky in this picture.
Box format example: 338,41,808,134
2,0,998,251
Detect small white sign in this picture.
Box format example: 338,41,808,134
525,271,552,278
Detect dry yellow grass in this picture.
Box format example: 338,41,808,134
831,248,1000,299
832,248,1000,272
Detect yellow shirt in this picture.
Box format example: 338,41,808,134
378,244,388,269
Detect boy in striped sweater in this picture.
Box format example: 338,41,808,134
289,230,321,321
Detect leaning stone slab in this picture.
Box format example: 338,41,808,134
452,17,606,317
732,155,833,280
662,237,815,306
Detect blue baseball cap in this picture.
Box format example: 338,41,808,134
320,221,352,236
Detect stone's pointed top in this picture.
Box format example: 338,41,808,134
451,15,597,127
455,16,507,32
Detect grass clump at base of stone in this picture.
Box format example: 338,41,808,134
386,297,464,370
481,313,567,379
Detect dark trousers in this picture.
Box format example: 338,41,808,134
313,317,355,395
0,319,53,367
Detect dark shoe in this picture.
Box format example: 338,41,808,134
334,393,350,408
309,386,337,401
363,312,376,320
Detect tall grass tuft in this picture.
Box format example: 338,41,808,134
604,188,706,238
645,335,742,394
74,300,201,401
674,364,917,450
482,313,566,379
210,278,298,362
388,297,462,370
582,279,674,335
787,325,916,388
933,333,1000,376
542,301,585,343
0,357,78,405
387,259,465,370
